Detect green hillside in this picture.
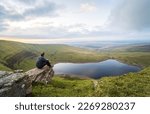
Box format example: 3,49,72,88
0,40,107,71
0,63,11,71
126,45,150,52
33,67,150,97
0,40,150,97
0,40,150,71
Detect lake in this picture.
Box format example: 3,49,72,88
53,59,141,79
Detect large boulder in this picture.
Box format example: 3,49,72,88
0,71,32,97
0,66,54,97
26,66,54,84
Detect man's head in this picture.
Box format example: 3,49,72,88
41,52,45,57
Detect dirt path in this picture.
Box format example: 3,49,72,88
92,80,98,88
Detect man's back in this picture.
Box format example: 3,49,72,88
36,56,47,69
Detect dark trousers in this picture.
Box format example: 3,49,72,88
46,60,51,67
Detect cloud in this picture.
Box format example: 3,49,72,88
1,22,115,39
0,22,8,31
1,0,149,41
0,0,61,33
0,4,24,20
80,3,96,12
108,0,150,31
0,0,60,21
23,1,58,17
18,0,36,5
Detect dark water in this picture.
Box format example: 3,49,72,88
53,59,141,79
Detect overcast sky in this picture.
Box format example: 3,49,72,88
0,0,150,43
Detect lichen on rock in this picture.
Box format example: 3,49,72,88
0,71,32,97
0,65,54,97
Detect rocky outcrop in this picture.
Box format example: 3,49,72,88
0,71,32,97
0,66,54,97
26,66,54,84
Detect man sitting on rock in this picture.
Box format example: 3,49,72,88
36,52,52,69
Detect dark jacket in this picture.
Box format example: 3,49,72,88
36,56,48,69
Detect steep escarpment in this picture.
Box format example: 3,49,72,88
5,50,36,69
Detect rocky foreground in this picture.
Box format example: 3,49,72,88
0,66,54,97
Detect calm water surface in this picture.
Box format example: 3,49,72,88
53,59,141,79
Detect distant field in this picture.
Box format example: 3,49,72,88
105,52,150,67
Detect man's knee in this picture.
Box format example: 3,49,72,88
46,61,51,67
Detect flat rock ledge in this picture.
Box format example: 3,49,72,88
0,66,54,97
26,66,54,84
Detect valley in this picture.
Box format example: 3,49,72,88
0,40,150,97
0,40,150,71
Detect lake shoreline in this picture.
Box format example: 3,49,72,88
53,59,141,79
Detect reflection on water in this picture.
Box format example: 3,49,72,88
53,59,141,79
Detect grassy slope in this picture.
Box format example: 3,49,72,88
0,40,150,71
0,40,150,97
108,52,150,67
33,67,150,97
94,67,150,97
31,42,150,97
0,40,107,71
0,63,11,71
32,76,94,97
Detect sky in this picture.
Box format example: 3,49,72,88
0,0,150,43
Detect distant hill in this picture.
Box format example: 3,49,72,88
95,44,150,52
0,40,150,71
126,45,150,52
0,40,105,71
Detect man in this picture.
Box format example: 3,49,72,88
36,52,51,69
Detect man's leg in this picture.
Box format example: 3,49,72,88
46,60,51,67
